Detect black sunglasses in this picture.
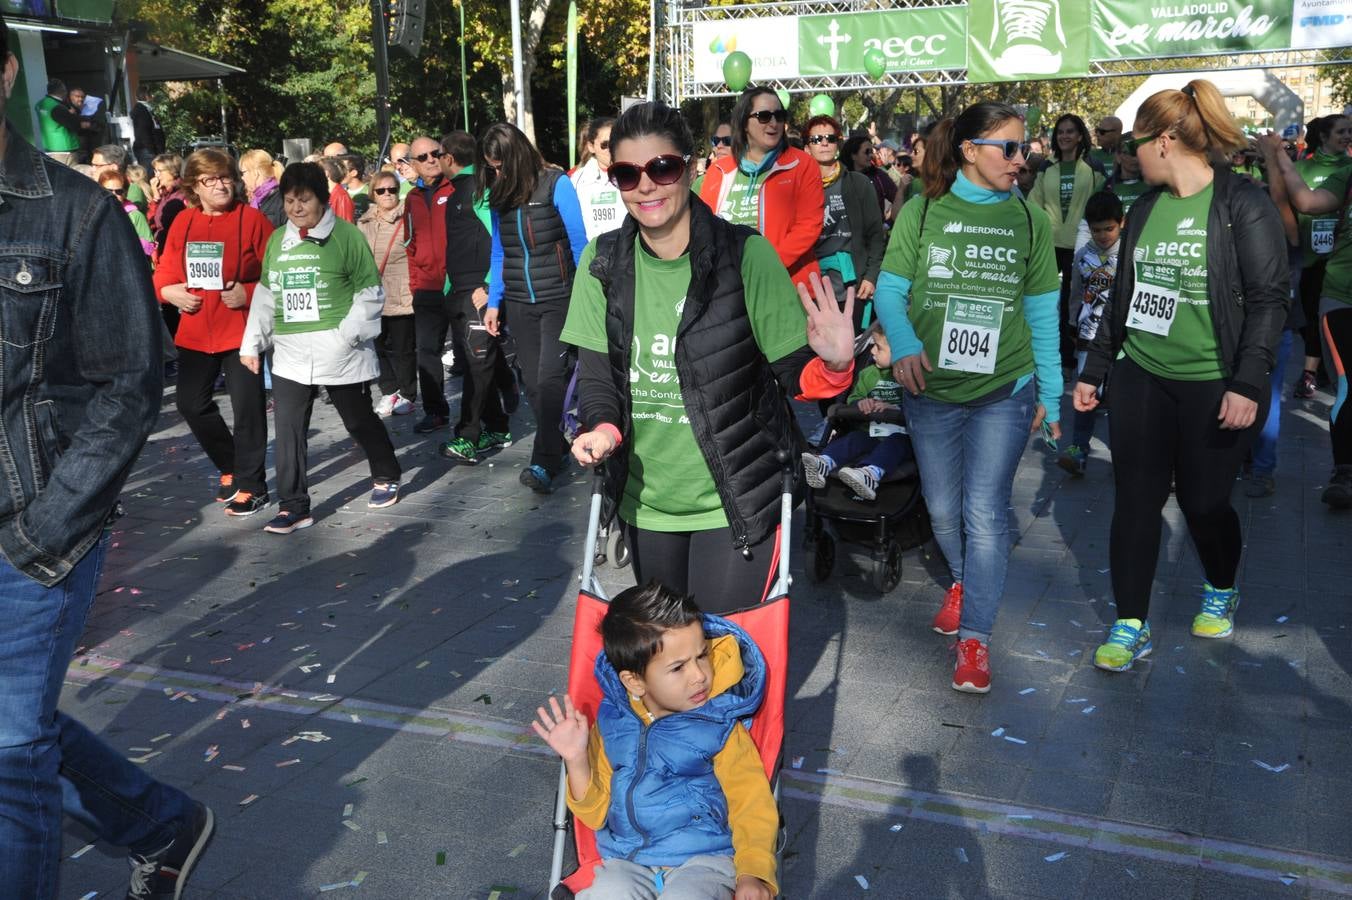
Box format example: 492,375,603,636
110,187,127,196
608,154,691,191
748,109,789,125
372,186,399,196
710,135,732,146
807,134,839,145
411,150,444,162
1094,127,1119,135
967,138,1025,160
598,140,610,151
1121,134,1157,158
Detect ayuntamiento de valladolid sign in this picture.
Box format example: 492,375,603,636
691,0,1352,85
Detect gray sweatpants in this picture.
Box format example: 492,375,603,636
577,854,737,899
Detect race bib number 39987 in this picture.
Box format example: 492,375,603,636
185,241,225,291
1127,261,1181,337
938,295,1002,375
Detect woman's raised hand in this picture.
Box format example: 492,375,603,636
797,272,856,372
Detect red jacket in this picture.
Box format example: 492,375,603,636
698,146,823,288
329,183,355,223
403,175,455,292
153,203,274,354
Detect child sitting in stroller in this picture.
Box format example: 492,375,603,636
801,323,914,501
533,582,777,899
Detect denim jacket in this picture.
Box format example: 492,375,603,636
0,125,162,586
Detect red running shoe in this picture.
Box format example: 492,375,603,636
932,582,963,635
952,638,991,694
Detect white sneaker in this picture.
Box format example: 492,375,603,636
801,452,833,489
838,466,879,501
391,394,415,415
375,393,396,417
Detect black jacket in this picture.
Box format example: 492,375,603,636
255,186,286,229
444,169,490,294
499,169,573,303
577,198,816,550
131,101,165,158
1081,166,1289,402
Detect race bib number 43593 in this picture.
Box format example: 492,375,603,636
938,295,1002,375
185,241,225,291
1127,261,1180,337
281,271,319,324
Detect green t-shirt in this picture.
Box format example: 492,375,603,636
905,176,925,204
1113,179,1151,215
721,169,762,227
1319,166,1352,305
1123,183,1224,381
880,191,1060,404
263,218,382,336
127,182,148,215
561,235,808,531
1058,161,1076,219
1296,153,1352,266
846,364,902,405
1089,148,1115,173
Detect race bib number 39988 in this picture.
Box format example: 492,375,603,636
938,295,1002,375
185,242,225,291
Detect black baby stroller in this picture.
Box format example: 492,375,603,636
802,402,932,594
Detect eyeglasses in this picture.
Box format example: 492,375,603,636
608,154,692,191
1121,134,1157,158
710,135,732,146
597,140,610,151
807,134,840,145
748,109,789,125
967,139,1025,160
372,186,399,196
410,150,444,162
1094,127,1120,135
109,187,127,196
196,175,234,188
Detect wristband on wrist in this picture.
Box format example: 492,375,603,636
596,423,623,447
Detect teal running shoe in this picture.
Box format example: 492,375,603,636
1192,582,1239,638
1094,618,1152,672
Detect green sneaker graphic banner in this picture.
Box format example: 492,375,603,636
798,8,969,76
1093,0,1293,59
967,0,1092,84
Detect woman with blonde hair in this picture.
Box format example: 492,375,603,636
240,148,286,227
1075,80,1288,672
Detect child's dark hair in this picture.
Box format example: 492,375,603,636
867,320,886,339
610,101,695,160
1084,191,1123,225
601,581,703,675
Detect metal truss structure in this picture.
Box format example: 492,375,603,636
656,0,1352,105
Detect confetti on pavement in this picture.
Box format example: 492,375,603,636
854,874,870,889
1082,706,1097,715
1045,852,1068,862
1252,760,1290,773
377,831,388,845
956,847,969,864
342,819,361,832
507,843,527,858
239,794,259,807
435,851,446,866
791,757,804,769
343,803,354,817
70,843,95,859
1018,688,1036,695
1004,736,1028,745
889,823,904,832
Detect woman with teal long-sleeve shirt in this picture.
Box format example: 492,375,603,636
871,102,1062,696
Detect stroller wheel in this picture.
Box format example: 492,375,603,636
809,533,835,583
871,539,902,594
607,528,631,570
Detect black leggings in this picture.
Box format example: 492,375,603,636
1056,246,1076,367
1107,355,1267,620
272,375,401,516
1299,262,1326,361
623,522,780,615
1324,306,1352,466
175,347,268,494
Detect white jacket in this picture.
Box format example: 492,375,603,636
240,210,385,386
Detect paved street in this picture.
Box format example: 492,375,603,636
57,366,1351,899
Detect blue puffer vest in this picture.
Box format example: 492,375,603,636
593,614,766,865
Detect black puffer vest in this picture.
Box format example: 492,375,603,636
499,168,574,303
589,198,800,550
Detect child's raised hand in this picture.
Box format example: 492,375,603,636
734,875,773,900
532,694,589,763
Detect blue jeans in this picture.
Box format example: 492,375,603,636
903,381,1035,642
1070,350,1103,451
0,538,193,898
1251,328,1294,477
820,429,914,476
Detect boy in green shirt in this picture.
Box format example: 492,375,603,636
801,324,913,501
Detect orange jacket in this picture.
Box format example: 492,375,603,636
698,146,823,288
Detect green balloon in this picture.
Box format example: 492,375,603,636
776,89,791,110
722,51,752,92
809,94,835,118
863,47,886,80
